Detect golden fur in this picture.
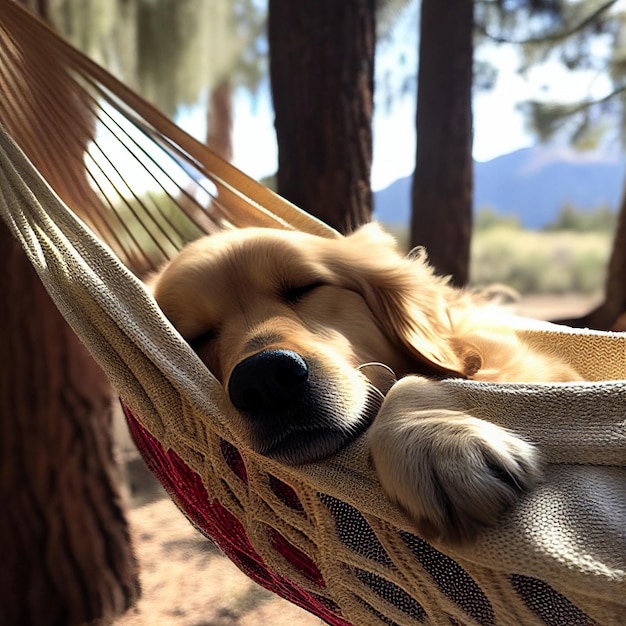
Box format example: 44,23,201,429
151,223,582,544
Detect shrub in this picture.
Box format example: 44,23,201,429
542,203,617,233
470,228,610,294
474,207,522,231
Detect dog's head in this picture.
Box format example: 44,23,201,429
152,223,466,464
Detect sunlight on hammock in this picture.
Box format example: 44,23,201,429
86,100,219,264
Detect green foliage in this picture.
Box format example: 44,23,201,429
135,0,262,117
477,0,626,149
50,0,267,118
475,0,568,47
469,204,614,293
383,216,610,294
475,202,617,234
470,227,610,294
49,0,111,53
542,202,617,231
474,207,522,230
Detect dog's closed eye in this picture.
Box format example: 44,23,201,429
188,328,218,350
281,281,325,304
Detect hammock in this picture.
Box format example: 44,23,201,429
0,3,624,625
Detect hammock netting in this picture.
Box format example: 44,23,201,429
0,3,624,625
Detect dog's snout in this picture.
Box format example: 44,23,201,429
228,349,308,413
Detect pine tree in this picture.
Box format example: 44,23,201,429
268,0,376,233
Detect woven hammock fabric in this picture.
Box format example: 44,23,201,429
0,4,625,625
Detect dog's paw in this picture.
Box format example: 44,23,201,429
369,411,543,545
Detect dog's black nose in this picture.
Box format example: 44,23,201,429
228,349,308,414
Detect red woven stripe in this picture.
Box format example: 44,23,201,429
124,406,351,626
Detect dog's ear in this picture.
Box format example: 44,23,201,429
325,223,467,378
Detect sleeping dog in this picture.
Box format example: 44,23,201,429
151,224,582,543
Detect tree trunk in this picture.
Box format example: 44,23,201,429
0,3,140,623
206,77,234,162
410,0,474,286
268,0,376,234
0,224,140,626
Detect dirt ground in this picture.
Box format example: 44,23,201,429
116,496,322,625
114,445,323,626
114,294,599,626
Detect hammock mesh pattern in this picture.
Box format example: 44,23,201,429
0,3,624,625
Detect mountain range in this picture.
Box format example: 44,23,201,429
373,146,626,229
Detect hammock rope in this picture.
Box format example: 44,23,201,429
0,0,336,274
0,3,624,625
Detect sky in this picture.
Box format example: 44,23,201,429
178,4,616,193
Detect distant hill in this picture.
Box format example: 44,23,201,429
374,146,626,229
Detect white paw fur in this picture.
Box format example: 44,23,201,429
368,377,543,544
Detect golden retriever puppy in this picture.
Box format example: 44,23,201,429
151,223,582,544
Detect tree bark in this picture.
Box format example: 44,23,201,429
206,77,234,162
0,224,139,626
268,0,376,233
0,3,140,623
410,0,474,286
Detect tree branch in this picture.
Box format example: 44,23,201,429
536,82,626,115
475,0,618,46
523,82,626,143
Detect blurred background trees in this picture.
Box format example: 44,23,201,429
411,0,474,286
268,0,376,232
19,0,626,295
473,0,626,326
